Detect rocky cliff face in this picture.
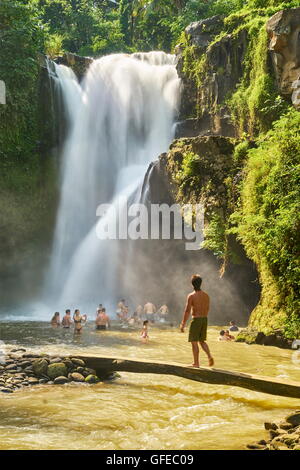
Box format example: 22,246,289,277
267,8,300,108
175,7,300,139
176,15,247,138
153,7,300,338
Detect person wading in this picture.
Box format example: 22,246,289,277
180,274,214,368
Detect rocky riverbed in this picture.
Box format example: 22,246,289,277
0,348,117,393
247,412,300,450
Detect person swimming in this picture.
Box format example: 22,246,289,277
218,330,234,341
51,312,60,327
95,308,110,330
73,309,87,334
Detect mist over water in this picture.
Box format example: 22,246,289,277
42,52,180,315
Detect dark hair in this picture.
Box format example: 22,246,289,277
55,312,59,317
191,274,202,291
220,330,225,336
143,320,149,326
102,308,106,312
74,309,79,314
66,309,70,314
230,320,235,324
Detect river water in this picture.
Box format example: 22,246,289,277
0,322,299,450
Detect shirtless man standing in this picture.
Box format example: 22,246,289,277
143,302,156,323
95,308,110,330
180,275,214,368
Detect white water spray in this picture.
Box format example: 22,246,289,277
44,52,180,313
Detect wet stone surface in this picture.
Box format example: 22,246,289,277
0,348,116,393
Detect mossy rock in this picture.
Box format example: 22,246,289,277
32,358,49,377
47,363,68,380
85,374,99,384
235,328,258,344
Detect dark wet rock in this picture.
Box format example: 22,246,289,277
10,368,22,374
39,378,48,384
102,372,121,381
47,363,68,380
4,360,15,366
264,422,278,431
5,364,17,371
54,376,69,385
279,421,295,430
258,440,267,445
27,377,40,385
246,443,265,450
33,358,49,377
55,53,93,81
84,374,99,384
63,359,74,370
286,412,300,427
69,372,85,382
11,348,26,353
75,366,85,374
22,354,40,358
0,387,13,393
70,358,85,367
19,361,33,369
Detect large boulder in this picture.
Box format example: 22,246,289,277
32,358,49,377
47,363,68,380
286,412,300,427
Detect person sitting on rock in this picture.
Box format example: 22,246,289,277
62,309,72,328
51,312,60,327
229,320,239,332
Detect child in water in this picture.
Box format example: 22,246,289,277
140,320,149,343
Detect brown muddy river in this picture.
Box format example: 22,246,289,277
0,322,299,450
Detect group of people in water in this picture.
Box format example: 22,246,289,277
50,299,169,340
116,299,169,325
50,309,88,334
50,274,241,366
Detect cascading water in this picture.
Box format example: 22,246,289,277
43,52,180,314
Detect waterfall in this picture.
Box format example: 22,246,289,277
43,52,180,314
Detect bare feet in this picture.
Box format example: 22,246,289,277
188,364,200,368
208,357,214,367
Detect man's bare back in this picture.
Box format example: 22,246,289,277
187,290,210,318
180,275,214,368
